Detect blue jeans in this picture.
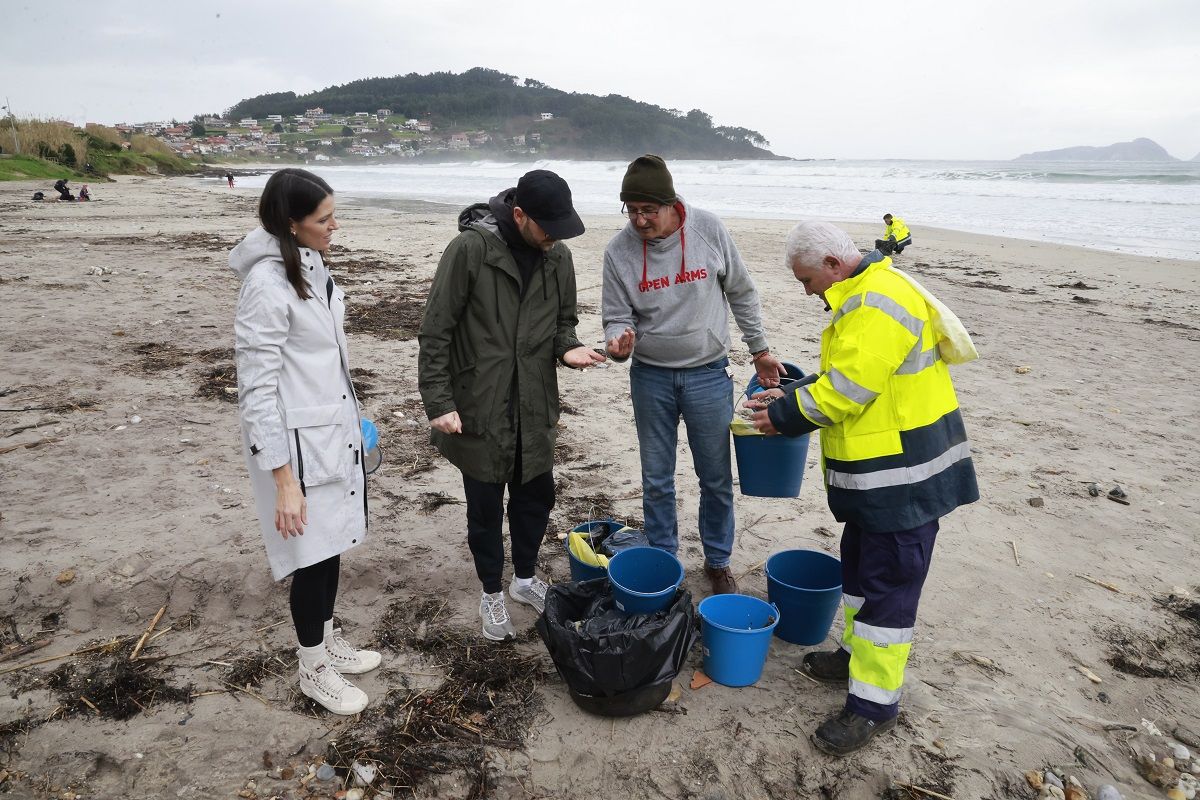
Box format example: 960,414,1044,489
629,357,735,568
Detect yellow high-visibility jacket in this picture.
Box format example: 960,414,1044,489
884,217,911,243
768,253,977,531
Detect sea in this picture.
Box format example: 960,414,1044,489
234,159,1200,261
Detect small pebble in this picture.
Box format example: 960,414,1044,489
1029,497,1045,508
1044,786,1066,800
1044,771,1065,790
1167,788,1185,800
316,763,336,781
1165,757,1177,769
1175,745,1192,761
130,415,142,424
345,789,364,800
1096,787,1123,800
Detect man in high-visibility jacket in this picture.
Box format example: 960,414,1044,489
875,213,912,255
750,221,978,756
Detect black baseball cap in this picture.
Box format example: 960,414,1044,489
514,170,585,240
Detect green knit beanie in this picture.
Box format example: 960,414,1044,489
620,154,676,205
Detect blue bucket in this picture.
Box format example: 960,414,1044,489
765,549,842,645
607,547,684,615
698,594,780,687
733,362,811,497
564,520,614,582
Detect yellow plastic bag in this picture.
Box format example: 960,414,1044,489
892,267,979,365
568,532,610,568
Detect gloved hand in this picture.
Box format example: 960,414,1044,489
361,419,379,451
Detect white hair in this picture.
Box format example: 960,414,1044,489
785,221,859,270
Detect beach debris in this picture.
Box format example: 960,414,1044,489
1136,751,1180,788
418,491,463,514
129,414,141,424
1087,483,1101,497
690,670,713,690
1028,497,1045,508
86,266,112,276
1075,574,1121,593
1009,540,1021,566
1075,665,1103,684
1107,486,1130,505
1095,786,1123,800
1015,366,1032,374
55,569,76,585
350,761,377,786
129,603,167,661
892,783,956,800
814,525,835,538
316,763,337,781
345,788,365,800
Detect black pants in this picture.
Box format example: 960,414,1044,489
290,555,340,647
462,446,555,594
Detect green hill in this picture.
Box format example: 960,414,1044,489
225,67,779,160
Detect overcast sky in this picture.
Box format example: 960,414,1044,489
3,1,1198,161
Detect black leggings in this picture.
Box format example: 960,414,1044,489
289,555,340,647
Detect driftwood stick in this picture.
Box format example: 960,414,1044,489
894,782,956,800
129,604,168,661
736,559,768,582
1009,540,1021,566
1075,573,1121,593
0,636,131,675
0,639,53,664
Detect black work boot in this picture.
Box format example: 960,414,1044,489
801,649,850,684
812,708,898,756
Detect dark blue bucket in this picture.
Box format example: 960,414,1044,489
698,594,779,687
607,547,684,615
733,362,811,497
765,549,842,645
564,520,613,582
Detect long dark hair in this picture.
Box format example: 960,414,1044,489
257,168,334,300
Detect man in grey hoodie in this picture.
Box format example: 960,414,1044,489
602,155,784,594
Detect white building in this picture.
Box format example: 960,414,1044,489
539,112,554,121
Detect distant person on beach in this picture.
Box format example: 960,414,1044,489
601,154,784,596
875,213,911,255
226,172,235,188
230,168,380,716
78,185,90,201
418,170,603,642
748,221,978,756
53,178,74,201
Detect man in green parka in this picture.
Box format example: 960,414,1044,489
418,170,605,641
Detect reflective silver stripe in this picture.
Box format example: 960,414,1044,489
843,593,865,610
854,621,914,645
798,386,833,426
827,440,972,491
829,368,878,406
831,294,863,325
849,678,903,705
865,292,923,339
895,342,941,375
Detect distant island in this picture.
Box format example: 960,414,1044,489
217,67,781,162
1015,137,1179,162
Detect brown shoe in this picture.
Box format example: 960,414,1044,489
704,564,739,595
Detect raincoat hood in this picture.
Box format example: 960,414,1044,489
229,227,284,279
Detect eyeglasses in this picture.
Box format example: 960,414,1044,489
621,203,664,220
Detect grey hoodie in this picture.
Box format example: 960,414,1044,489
601,198,768,368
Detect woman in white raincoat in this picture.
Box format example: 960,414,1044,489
231,168,380,715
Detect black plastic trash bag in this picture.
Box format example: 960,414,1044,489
596,526,650,557
535,578,697,717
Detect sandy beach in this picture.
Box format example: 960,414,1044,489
1,174,1198,800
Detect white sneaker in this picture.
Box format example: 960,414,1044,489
479,591,516,641
509,576,549,615
297,656,368,715
324,627,382,675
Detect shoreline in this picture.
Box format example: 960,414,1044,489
1,174,1197,799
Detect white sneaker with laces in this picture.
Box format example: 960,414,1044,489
479,591,517,641
297,656,368,715
324,627,382,675
508,576,549,615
